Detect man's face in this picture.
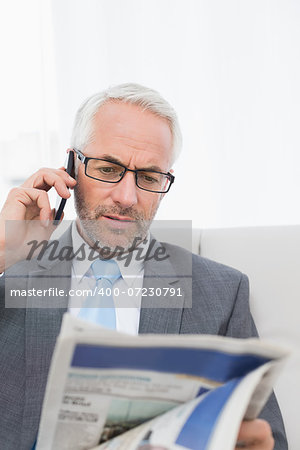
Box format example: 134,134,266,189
74,101,173,251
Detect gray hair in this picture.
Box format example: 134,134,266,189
70,83,182,165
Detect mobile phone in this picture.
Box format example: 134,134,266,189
53,151,75,222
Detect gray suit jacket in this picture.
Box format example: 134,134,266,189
0,228,287,449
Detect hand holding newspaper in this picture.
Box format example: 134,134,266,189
36,313,289,450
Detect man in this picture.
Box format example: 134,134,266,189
0,83,286,449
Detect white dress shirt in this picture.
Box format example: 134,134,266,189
68,222,149,335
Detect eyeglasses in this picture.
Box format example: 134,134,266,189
73,148,175,193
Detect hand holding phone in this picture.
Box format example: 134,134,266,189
0,152,76,271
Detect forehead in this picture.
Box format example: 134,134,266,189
89,101,173,165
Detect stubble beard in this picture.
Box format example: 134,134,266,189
74,184,159,253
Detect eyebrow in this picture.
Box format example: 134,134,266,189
99,154,165,172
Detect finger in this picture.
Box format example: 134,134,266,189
238,419,272,441
34,172,73,198
22,168,76,193
14,187,52,224
46,168,77,187
1,188,49,222
50,175,72,198
58,166,77,186
236,420,274,449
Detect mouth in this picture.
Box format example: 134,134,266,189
101,214,137,229
103,215,136,222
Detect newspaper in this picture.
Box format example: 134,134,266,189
36,313,289,450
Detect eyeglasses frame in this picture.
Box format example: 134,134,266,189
72,148,175,193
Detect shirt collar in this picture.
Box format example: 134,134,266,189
71,221,150,285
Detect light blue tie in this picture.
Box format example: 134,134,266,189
78,259,121,329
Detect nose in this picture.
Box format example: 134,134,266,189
110,171,138,208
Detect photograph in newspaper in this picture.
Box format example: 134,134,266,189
92,362,275,450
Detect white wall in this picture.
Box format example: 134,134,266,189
51,0,300,227
2,0,300,229
0,0,59,203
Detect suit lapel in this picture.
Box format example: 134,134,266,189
21,228,73,445
138,238,186,334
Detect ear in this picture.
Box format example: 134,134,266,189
161,168,174,201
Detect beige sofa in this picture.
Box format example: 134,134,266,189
192,226,300,449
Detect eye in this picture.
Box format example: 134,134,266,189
99,166,118,174
140,173,159,184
